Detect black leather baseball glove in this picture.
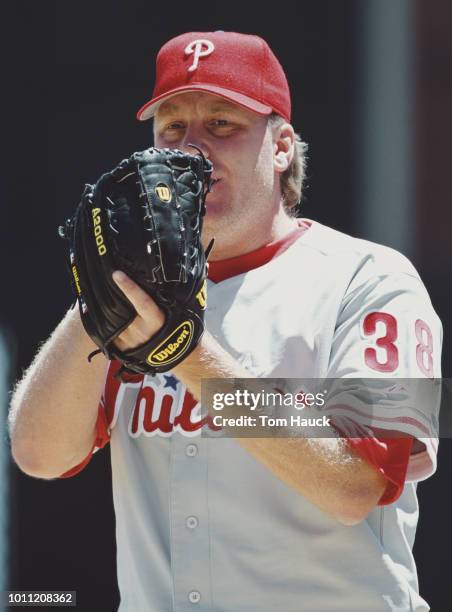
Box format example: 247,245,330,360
59,147,213,375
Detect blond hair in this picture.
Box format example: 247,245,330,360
269,113,308,212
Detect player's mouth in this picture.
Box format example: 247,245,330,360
206,178,222,201
205,178,224,214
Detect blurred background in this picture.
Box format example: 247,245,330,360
1,0,451,610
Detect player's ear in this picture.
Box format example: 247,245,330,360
272,121,295,174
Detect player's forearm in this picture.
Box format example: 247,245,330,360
9,307,108,479
174,333,387,525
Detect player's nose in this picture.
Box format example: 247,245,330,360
181,143,210,161
179,128,210,159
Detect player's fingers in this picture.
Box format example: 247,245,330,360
114,317,156,351
112,270,164,324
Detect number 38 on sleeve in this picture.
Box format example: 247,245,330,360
361,312,435,378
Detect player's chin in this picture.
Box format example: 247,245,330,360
202,208,225,246
204,199,225,219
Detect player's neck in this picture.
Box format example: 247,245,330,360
209,212,298,261
239,207,299,255
270,209,300,243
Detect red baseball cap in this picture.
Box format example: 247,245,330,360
136,31,291,122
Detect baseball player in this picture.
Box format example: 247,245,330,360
9,32,442,611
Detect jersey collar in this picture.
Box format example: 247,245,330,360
208,219,312,283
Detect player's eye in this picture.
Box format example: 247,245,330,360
208,118,240,135
158,122,185,143
211,119,229,126
165,121,185,130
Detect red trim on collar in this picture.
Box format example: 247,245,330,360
208,220,312,283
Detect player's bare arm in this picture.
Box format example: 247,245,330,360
9,307,108,479
113,270,387,526
174,333,388,527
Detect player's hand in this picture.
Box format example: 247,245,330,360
112,270,165,351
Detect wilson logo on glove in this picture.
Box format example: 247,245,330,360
196,280,207,309
147,321,194,366
92,207,107,256
71,264,82,296
155,184,172,203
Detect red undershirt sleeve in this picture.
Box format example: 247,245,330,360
59,402,111,478
345,435,413,505
331,416,413,505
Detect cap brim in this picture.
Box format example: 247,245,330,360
136,84,273,121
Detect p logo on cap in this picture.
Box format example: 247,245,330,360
185,39,215,72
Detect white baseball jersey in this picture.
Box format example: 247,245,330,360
68,220,442,611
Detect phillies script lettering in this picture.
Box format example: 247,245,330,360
103,365,219,437
130,385,217,436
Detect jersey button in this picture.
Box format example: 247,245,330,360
185,444,198,457
188,590,201,604
186,516,199,529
